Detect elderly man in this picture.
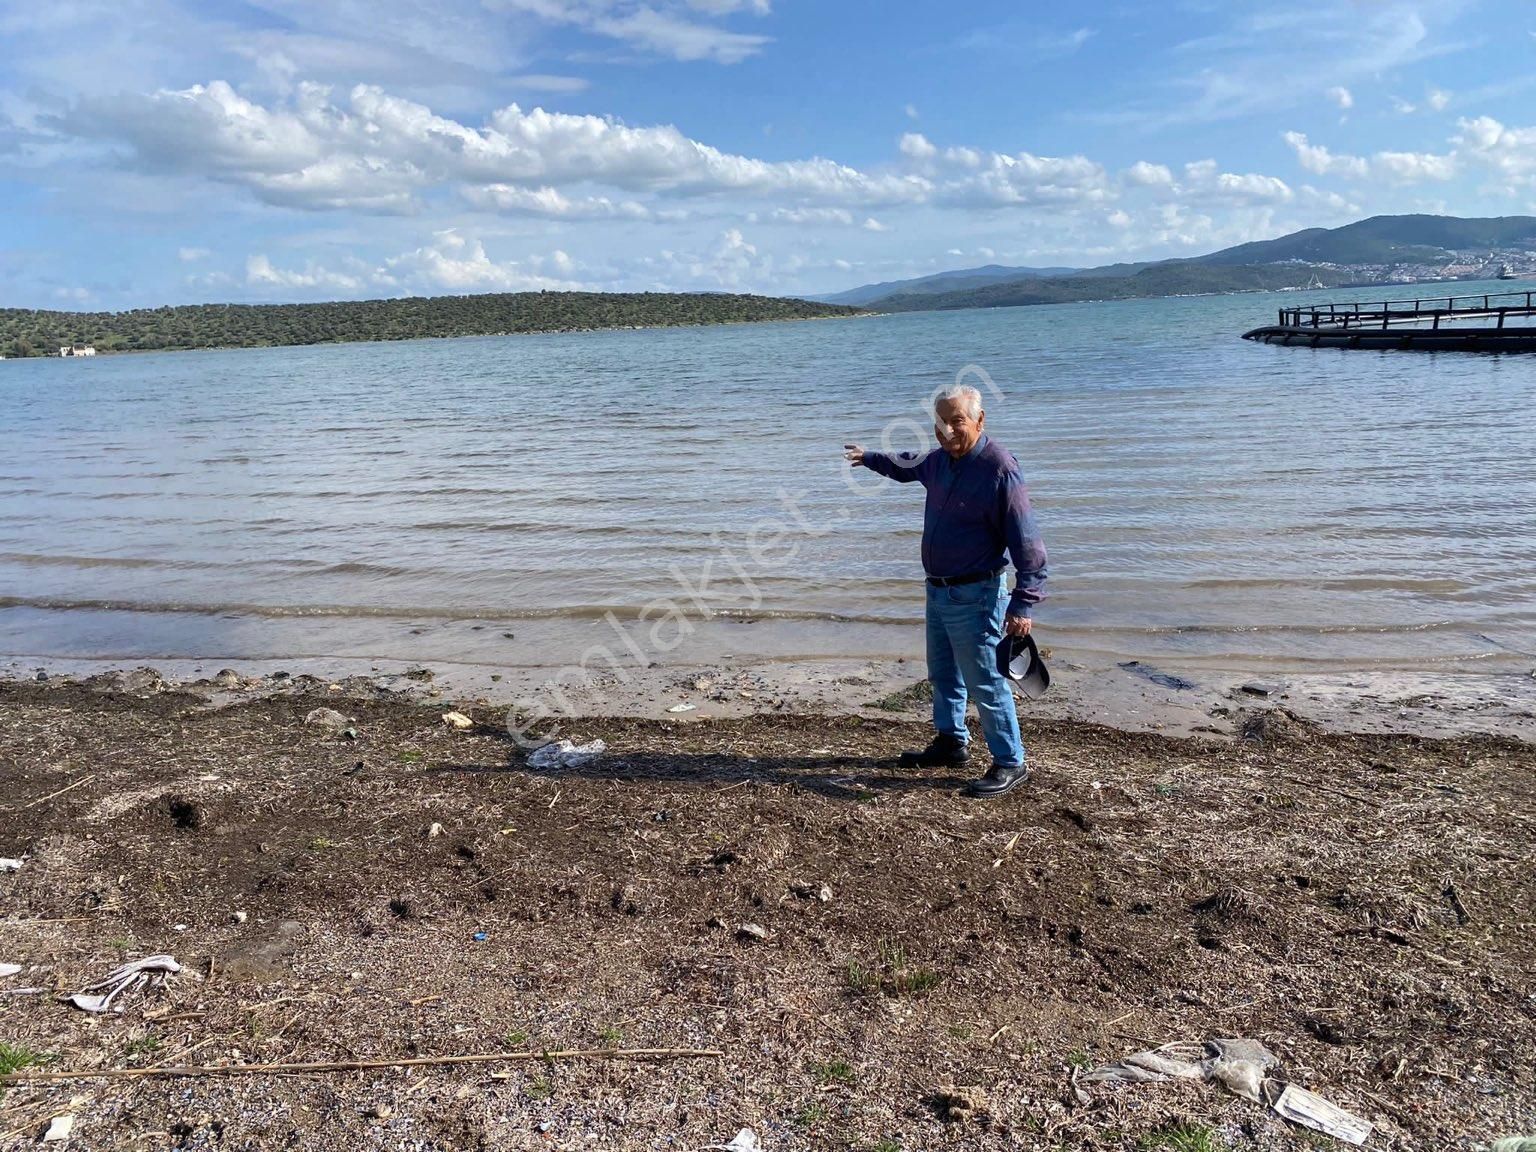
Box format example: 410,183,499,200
845,384,1047,798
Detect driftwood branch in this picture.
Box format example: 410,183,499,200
0,1047,723,1084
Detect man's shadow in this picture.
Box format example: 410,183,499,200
431,749,970,800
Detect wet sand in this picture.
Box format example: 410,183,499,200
7,642,1535,746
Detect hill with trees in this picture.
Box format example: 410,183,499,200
0,291,865,358
821,214,1536,312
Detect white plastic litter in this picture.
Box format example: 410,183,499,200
0,858,23,872
0,963,22,978
65,954,182,1014
527,739,606,769
708,1130,761,1152
666,703,697,713
1273,1084,1373,1146
1085,1037,1371,1145
441,711,474,730
42,1115,75,1143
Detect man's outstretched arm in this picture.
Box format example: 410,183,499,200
844,443,926,482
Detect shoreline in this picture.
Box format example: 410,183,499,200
6,644,1534,744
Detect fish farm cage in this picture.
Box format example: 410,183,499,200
1243,288,1536,351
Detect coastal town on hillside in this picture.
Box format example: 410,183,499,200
1305,247,1536,285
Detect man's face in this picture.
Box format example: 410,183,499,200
934,397,984,459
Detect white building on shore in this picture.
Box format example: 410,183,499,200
58,345,97,357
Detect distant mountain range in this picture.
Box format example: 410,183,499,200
818,214,1536,313
821,264,1082,306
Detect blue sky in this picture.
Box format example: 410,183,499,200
3,0,1535,308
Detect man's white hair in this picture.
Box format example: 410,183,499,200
934,383,983,420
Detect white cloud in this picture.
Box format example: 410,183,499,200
686,0,771,14
497,0,772,63
464,183,653,218
178,247,211,262
1454,115,1536,185
904,103,919,120
1391,96,1418,114
1284,128,1459,185
862,217,889,232
1181,159,1294,204
246,253,366,292
1112,1,1471,126
899,132,936,161
930,148,1110,207
63,81,931,212
1283,131,1370,178
1426,87,1451,111
507,74,592,93
1122,160,1174,187
1372,149,1457,182
767,206,854,225
1326,85,1353,110
589,8,769,63
245,231,584,298
382,230,581,290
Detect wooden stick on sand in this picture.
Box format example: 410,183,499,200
0,1047,724,1084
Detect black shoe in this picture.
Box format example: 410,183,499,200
965,760,1030,799
898,732,969,770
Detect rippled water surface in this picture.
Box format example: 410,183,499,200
2,279,1534,671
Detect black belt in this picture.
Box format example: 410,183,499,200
926,568,1003,588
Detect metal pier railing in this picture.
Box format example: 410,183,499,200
1244,288,1536,351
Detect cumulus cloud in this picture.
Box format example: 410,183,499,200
767,206,854,225
381,230,582,290
1284,129,1459,184
1180,159,1294,203
61,81,1158,219
246,253,366,292
1454,115,1536,185
899,132,936,161
1283,131,1370,178
1122,160,1174,187
1326,85,1353,110
1372,149,1457,182
245,231,584,298
60,81,932,212
1426,88,1451,111
463,183,653,218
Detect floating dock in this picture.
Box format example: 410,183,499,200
1243,288,1536,351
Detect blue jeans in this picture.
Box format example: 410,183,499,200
925,574,1025,768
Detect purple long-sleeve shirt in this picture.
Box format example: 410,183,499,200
862,435,1048,618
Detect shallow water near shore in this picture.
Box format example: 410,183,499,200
2,278,1534,678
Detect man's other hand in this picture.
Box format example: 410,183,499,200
843,444,866,466
1004,614,1032,638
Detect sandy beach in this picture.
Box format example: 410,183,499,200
1,664,1532,1150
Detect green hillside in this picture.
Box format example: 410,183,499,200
0,291,864,357
839,214,1536,313
1199,214,1536,266
873,262,1352,312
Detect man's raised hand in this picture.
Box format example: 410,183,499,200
843,444,866,467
